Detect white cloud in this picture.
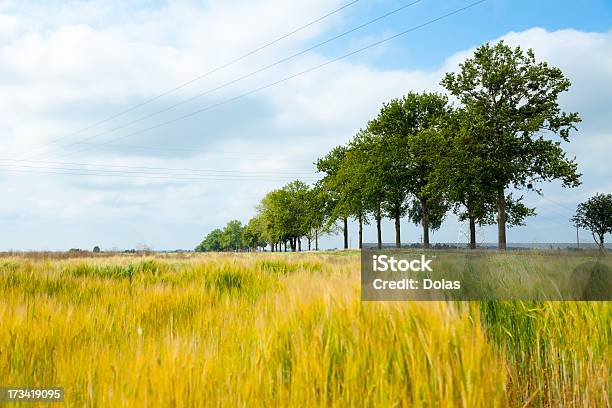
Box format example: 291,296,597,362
0,1,610,249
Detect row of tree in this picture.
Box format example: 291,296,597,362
198,40,585,252
195,220,247,252
196,182,332,252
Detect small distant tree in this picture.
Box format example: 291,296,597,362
195,229,223,252
222,220,244,251
572,193,612,250
93,246,101,253
242,216,267,252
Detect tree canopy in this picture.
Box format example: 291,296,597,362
441,41,581,249
196,40,588,252
572,193,612,250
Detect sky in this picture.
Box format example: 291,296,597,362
0,0,611,251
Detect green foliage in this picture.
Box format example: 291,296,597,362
316,145,349,224
242,216,267,251
427,107,535,245
256,181,316,251
572,193,612,249
195,228,223,252
196,40,583,251
368,91,451,246
442,40,581,248
221,220,244,251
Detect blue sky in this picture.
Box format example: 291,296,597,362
0,0,611,250
322,0,612,69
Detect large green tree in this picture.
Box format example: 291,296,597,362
428,108,534,248
369,91,450,248
335,131,380,249
316,146,350,249
572,193,612,250
442,41,581,249
346,130,388,249
303,183,333,251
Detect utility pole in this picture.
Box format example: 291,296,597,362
576,223,580,250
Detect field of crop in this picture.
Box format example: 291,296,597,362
0,252,610,407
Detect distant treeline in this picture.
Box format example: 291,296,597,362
197,41,584,252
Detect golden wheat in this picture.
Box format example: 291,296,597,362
0,253,609,407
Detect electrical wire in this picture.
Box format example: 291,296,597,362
53,0,487,160
32,0,422,160
16,0,361,160
0,158,316,176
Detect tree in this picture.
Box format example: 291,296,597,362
316,146,350,249
222,220,244,251
572,193,612,250
427,108,535,248
195,228,223,252
442,41,581,249
93,246,101,253
303,184,333,251
259,189,288,252
341,130,388,249
369,91,450,248
242,216,267,252
367,108,409,248
257,181,311,252
282,180,311,251
334,132,376,249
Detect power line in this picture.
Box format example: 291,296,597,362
523,198,573,227
34,0,422,161
43,142,316,161
0,165,318,182
0,158,316,176
54,0,487,160
16,0,361,161
538,194,576,213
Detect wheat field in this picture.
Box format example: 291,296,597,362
0,252,610,407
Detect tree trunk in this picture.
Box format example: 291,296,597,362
421,197,430,249
358,214,363,249
395,211,401,248
343,217,349,249
308,237,311,251
376,204,382,249
469,216,476,250
315,230,319,251
497,187,507,250
298,238,301,252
